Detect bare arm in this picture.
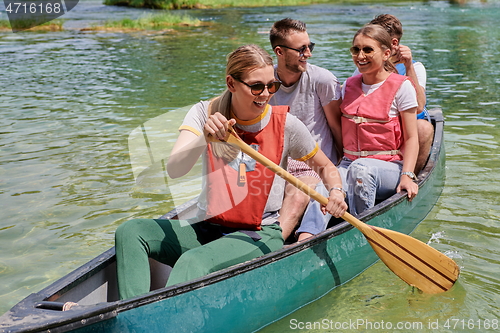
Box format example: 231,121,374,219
322,98,343,164
167,113,236,179
304,149,347,217
167,130,207,179
395,44,426,114
397,107,419,200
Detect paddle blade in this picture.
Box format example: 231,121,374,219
363,225,460,293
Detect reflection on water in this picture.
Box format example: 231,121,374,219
1,0,500,329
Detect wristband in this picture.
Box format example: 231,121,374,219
401,171,416,180
329,187,346,198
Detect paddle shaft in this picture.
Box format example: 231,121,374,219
223,128,365,231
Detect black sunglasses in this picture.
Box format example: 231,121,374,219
233,77,281,96
275,42,315,57
349,46,377,57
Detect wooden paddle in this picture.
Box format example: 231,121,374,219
211,126,459,293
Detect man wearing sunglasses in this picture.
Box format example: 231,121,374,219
354,14,434,174
269,18,343,242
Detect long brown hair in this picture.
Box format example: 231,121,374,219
353,24,397,74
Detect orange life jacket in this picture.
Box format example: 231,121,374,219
341,73,408,162
205,106,287,230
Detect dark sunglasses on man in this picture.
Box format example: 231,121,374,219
274,42,315,58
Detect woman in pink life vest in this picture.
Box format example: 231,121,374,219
114,44,347,300
297,24,419,235
338,24,419,215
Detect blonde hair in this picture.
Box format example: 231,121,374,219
209,44,274,118
354,24,397,74
208,44,274,161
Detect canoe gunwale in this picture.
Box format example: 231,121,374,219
0,109,445,333
122,107,446,307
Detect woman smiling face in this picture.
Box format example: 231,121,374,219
227,65,277,121
351,34,391,79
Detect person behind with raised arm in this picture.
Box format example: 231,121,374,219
114,44,347,299
357,14,434,174
269,18,343,241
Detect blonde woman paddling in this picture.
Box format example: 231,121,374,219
115,44,347,299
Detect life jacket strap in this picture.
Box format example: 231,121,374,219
342,114,389,124
343,148,400,157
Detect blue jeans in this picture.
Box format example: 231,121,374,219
338,157,403,215
298,157,403,236
296,183,332,236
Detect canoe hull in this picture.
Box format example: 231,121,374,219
0,109,445,333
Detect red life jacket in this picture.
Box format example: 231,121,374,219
205,105,288,230
340,73,408,162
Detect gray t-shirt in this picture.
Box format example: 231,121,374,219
179,101,318,224
269,64,341,161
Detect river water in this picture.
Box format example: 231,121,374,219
1,0,499,331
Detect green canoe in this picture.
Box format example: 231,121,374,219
0,109,446,333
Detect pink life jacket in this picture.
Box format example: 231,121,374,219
340,73,409,162
205,106,288,230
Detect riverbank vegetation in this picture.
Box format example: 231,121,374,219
90,12,202,31
0,19,64,32
104,0,394,9
104,0,325,9
0,13,201,33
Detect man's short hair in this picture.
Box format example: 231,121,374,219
369,14,403,41
270,18,307,49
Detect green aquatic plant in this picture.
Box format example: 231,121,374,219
104,0,406,9
102,12,201,29
104,0,199,9
0,18,64,31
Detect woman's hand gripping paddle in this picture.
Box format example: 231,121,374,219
211,126,459,293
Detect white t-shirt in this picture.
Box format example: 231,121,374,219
341,78,418,117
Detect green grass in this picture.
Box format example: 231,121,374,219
101,12,201,29
0,21,10,29
104,0,316,9
104,0,199,9
0,19,64,31
0,13,199,32
104,0,401,9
